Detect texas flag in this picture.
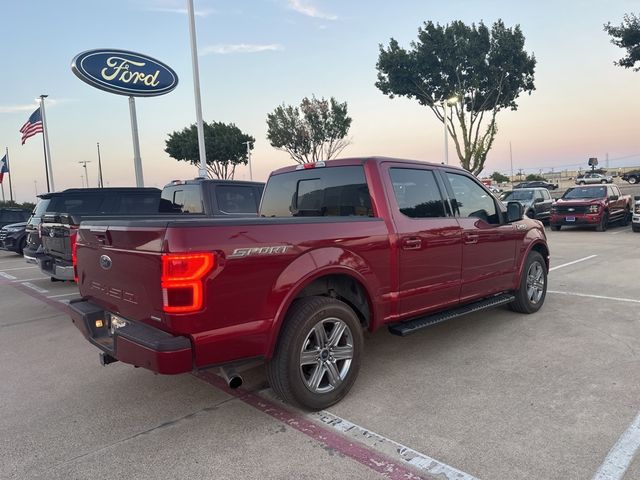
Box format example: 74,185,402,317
0,154,8,183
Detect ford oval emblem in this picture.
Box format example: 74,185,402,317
99,255,112,270
71,49,179,97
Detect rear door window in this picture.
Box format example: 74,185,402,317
160,185,203,213
260,166,373,217
112,194,160,214
215,185,259,214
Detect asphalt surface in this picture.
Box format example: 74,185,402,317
1,223,639,480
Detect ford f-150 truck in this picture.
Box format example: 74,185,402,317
550,184,631,231
68,157,549,410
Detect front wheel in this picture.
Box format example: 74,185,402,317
596,212,609,232
510,251,547,314
267,296,363,410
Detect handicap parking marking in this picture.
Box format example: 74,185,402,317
548,290,640,304
593,411,640,480
549,254,598,272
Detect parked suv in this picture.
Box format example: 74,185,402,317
0,222,28,254
575,173,613,185
0,208,30,228
500,188,553,222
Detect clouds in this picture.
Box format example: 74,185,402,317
286,0,337,20
0,99,64,114
200,44,284,55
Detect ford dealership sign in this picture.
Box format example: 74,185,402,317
71,49,178,97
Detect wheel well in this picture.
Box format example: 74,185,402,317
531,243,549,271
295,274,371,328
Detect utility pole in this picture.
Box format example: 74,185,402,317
79,161,91,188
243,141,253,181
509,141,514,182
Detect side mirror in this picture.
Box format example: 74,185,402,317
609,195,619,201
506,201,524,222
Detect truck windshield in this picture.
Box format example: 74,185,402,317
501,190,534,201
260,166,373,217
562,187,606,199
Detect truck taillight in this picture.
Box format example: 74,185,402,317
161,253,214,313
70,231,78,283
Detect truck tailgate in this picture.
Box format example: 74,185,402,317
77,223,167,325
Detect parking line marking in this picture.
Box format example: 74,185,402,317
195,370,446,480
47,292,79,299
549,255,597,271
21,282,49,294
548,290,640,304
0,265,38,271
12,277,48,283
593,411,640,480
0,271,17,280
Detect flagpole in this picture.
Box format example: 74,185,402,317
1,182,5,203
40,126,51,193
6,147,14,203
39,95,55,192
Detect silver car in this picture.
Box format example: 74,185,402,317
575,173,613,185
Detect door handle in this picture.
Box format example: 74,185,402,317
402,237,422,250
464,234,479,245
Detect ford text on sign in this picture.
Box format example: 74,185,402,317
71,49,178,97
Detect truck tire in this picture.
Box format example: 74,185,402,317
509,251,547,314
596,212,609,232
17,237,27,255
621,208,631,226
629,176,638,184
633,224,640,232
267,296,363,410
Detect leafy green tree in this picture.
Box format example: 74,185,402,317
266,96,352,164
376,20,536,175
165,122,254,179
525,174,546,181
490,171,510,183
604,14,640,70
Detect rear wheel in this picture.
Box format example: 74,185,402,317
510,251,547,314
579,181,586,185
267,296,363,410
596,212,609,232
601,180,607,184
629,176,638,184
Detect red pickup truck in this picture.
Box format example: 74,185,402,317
550,184,632,231
69,157,549,409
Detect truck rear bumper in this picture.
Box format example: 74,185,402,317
38,256,74,280
68,299,193,375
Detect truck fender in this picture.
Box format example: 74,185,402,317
264,247,382,359
513,235,549,290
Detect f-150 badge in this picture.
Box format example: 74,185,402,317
228,246,290,258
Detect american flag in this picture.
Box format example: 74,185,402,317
20,107,44,145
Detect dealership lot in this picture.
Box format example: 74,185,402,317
1,226,638,480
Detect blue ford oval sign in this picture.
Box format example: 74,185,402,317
71,49,178,97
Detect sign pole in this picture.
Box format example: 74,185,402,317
187,0,208,178
6,147,14,202
128,96,144,187
97,142,104,188
39,95,55,192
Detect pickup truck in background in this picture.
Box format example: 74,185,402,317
622,170,640,185
550,184,632,231
69,157,549,410
39,179,265,281
38,187,162,281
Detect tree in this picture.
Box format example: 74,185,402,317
376,20,536,175
525,174,546,181
490,171,510,183
266,95,352,164
165,121,254,179
604,14,640,70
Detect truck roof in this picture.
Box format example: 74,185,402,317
37,187,160,199
269,156,465,176
163,178,265,188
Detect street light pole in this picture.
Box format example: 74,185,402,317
97,142,104,188
79,161,91,188
442,96,459,165
243,141,253,180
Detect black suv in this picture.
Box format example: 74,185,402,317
0,208,31,254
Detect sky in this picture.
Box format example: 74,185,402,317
1,0,640,202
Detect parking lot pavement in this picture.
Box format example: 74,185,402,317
1,226,639,480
